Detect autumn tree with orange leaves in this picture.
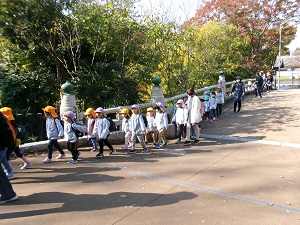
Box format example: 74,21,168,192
188,0,299,73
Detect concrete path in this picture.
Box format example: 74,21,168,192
1,86,300,225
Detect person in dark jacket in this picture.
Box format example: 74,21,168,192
232,76,245,113
0,111,18,204
254,72,263,98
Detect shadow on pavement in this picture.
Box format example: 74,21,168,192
0,191,197,220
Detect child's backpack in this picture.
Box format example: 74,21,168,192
71,122,84,137
105,117,116,132
140,114,148,128
0,112,16,148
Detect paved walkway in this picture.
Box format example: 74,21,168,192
1,86,300,225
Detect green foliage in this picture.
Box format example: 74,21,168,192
0,0,255,114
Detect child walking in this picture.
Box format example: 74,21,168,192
174,100,186,144
216,86,224,117
63,111,84,164
93,107,116,158
209,92,217,122
0,107,32,170
120,108,131,149
203,96,210,121
128,104,148,154
42,106,65,163
145,107,158,146
84,108,98,152
154,102,168,148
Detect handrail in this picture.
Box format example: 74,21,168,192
97,79,255,129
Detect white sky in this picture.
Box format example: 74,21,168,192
135,0,300,52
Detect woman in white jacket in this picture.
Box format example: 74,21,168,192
185,88,202,145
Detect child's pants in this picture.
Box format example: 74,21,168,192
210,109,216,120
88,137,98,150
186,123,200,141
67,141,79,160
131,133,147,150
124,131,132,146
158,128,167,144
145,130,158,144
99,137,114,154
47,139,65,159
177,124,185,139
216,104,223,117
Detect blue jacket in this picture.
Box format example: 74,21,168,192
232,82,245,101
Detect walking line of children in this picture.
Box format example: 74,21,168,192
0,86,226,177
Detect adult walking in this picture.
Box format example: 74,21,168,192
254,72,263,97
232,76,245,113
184,88,202,145
0,111,18,204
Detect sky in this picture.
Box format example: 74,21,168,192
135,0,300,53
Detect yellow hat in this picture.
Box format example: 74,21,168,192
0,107,15,120
84,108,96,117
120,108,129,114
42,106,58,118
147,107,154,112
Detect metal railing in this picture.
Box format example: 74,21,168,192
100,79,255,129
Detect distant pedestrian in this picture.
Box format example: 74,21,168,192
120,108,132,149
254,72,263,98
93,107,116,158
0,107,32,170
232,76,245,113
128,104,148,154
145,107,158,147
63,111,85,164
209,92,217,122
216,86,224,117
266,72,272,92
184,88,202,145
0,111,18,204
42,106,66,163
174,100,186,144
84,108,98,152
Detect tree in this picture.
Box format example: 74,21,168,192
188,0,299,73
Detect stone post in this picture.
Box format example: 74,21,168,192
150,76,165,104
60,81,79,122
218,70,226,95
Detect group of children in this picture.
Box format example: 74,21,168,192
203,86,225,122
119,103,168,153
0,86,225,177
172,86,225,144
41,101,170,165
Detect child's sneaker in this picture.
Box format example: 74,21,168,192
0,195,18,204
91,149,98,152
154,144,160,149
184,141,191,146
194,140,200,144
20,162,33,170
121,145,128,149
127,149,136,154
142,148,148,153
161,142,167,147
96,153,103,158
42,157,52,163
68,159,77,164
213,117,216,121
6,172,15,180
109,149,117,155
56,154,66,159
175,139,181,144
